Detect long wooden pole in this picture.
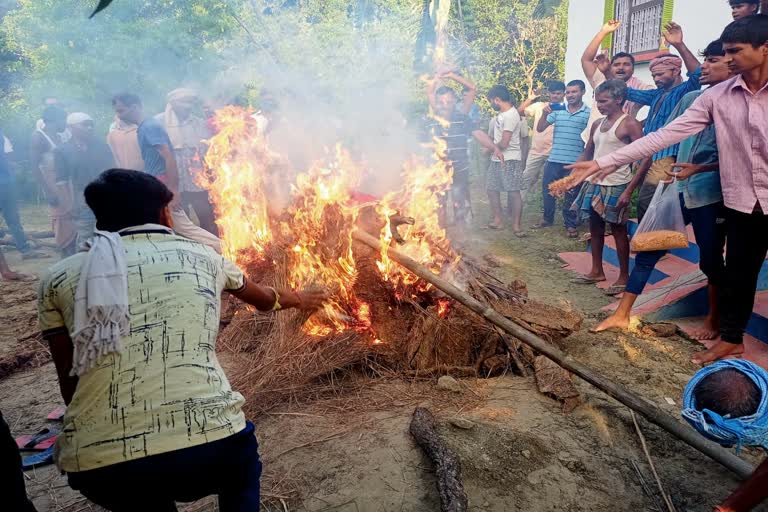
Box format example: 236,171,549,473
353,229,754,479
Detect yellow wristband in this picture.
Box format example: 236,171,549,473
269,287,282,311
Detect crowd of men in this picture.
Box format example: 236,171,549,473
2,2,768,511
425,6,768,510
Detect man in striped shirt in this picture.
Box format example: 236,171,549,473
566,15,768,367
626,22,702,220
426,71,503,227
536,79,591,237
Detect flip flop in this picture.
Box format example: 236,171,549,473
22,446,55,470
531,222,553,229
513,231,528,238
16,428,59,451
604,285,626,297
571,276,604,284
47,406,66,421
486,224,504,230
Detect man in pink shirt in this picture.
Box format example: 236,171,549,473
567,15,768,366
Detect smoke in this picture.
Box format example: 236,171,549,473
204,2,429,197
3,0,439,197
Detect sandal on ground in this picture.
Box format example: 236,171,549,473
571,276,605,285
531,222,553,229
513,231,528,238
567,229,579,239
604,285,626,296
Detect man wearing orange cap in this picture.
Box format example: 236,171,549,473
624,22,702,220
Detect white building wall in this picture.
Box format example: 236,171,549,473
564,0,732,116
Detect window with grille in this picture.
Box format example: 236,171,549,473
604,0,674,62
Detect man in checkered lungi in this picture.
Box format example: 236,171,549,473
571,80,644,296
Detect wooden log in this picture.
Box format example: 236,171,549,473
352,229,755,480
409,407,468,512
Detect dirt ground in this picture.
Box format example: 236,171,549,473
1,198,766,512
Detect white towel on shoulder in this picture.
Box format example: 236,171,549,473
70,231,130,376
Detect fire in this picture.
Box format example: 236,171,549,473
437,298,451,319
376,135,458,292
201,106,272,264
201,106,457,338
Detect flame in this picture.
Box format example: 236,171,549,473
280,145,372,336
376,135,458,292
437,298,451,319
202,105,457,337
201,106,272,264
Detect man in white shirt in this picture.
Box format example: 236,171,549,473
486,85,524,235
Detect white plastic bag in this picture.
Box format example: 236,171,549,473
630,180,689,252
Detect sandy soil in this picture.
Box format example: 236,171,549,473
1,198,766,512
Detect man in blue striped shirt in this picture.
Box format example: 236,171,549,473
536,80,591,237
624,22,702,219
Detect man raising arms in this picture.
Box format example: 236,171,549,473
426,68,504,227
580,20,655,139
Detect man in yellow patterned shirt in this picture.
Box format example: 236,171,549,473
38,169,326,511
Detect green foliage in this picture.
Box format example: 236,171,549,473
2,0,239,126
456,0,568,106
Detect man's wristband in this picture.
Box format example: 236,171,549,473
268,287,282,311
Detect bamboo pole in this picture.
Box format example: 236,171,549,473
352,229,754,480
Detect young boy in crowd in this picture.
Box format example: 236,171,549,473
486,85,524,234
729,0,760,19
570,80,644,296
567,16,768,365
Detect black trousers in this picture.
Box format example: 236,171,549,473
0,410,37,512
182,191,219,237
720,207,768,344
68,422,262,512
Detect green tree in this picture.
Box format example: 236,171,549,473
456,0,567,105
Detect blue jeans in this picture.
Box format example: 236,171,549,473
542,162,578,229
626,195,726,295
68,422,262,511
0,182,30,253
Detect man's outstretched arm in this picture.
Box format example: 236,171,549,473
566,94,714,183
229,279,328,311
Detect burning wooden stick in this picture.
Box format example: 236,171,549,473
409,407,468,512
352,229,754,480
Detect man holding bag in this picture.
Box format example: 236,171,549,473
586,41,731,341
567,15,768,365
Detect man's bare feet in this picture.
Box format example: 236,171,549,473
691,341,745,365
591,313,630,333
691,318,720,341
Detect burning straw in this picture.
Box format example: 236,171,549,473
203,107,582,418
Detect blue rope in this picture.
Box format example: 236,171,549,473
682,360,768,453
